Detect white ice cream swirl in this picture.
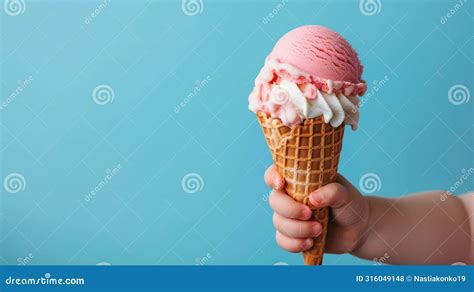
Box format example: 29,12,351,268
257,79,360,129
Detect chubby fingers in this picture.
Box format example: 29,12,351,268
264,165,285,190
273,213,322,238
309,181,350,209
276,231,313,253
269,190,312,220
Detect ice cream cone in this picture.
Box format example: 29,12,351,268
256,111,344,265
249,25,365,265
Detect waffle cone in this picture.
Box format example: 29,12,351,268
256,111,344,265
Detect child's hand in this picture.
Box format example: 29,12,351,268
264,164,369,254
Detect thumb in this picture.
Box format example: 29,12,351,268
309,175,366,226
309,182,350,209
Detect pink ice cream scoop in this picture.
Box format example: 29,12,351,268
248,25,366,128
269,25,364,84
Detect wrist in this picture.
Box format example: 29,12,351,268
349,196,372,256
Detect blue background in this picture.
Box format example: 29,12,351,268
1,0,472,266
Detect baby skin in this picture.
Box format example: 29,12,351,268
264,165,473,265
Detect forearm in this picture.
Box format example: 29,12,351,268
352,191,473,265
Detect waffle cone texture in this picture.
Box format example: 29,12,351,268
256,111,344,265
